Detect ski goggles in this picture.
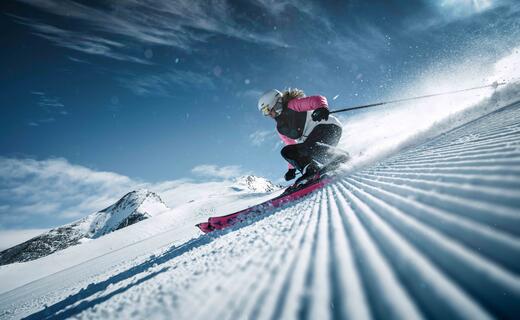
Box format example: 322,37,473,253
262,100,283,116
260,104,271,116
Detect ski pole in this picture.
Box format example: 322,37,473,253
329,81,506,114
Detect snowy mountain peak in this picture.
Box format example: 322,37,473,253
86,189,169,239
99,189,165,215
231,175,278,193
0,190,169,266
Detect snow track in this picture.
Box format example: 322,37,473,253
1,102,520,319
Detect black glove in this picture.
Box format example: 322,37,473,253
311,107,329,121
284,168,297,181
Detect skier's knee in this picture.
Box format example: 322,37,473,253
281,145,297,159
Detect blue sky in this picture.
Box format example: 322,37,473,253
1,0,519,232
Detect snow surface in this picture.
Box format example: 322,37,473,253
0,86,519,318
0,177,282,295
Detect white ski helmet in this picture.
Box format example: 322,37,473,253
258,89,283,116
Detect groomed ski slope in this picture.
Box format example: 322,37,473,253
1,101,520,319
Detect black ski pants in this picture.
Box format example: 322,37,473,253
281,124,342,172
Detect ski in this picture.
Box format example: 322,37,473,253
196,154,348,233
196,176,331,233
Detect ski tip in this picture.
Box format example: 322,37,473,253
196,222,214,233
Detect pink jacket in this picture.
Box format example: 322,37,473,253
278,95,329,168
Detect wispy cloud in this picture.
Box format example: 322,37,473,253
120,70,216,97
404,0,519,32
28,91,67,126
250,0,387,65
436,0,494,18
249,0,331,29
10,0,391,98
237,89,263,100
68,56,92,64
13,0,287,63
191,164,246,179
36,96,64,108
249,130,275,146
9,15,151,64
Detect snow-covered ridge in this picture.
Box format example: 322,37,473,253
85,189,168,238
0,189,168,266
231,175,279,193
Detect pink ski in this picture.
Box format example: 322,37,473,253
196,177,332,233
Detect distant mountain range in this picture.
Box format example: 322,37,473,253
0,190,169,266
0,176,278,266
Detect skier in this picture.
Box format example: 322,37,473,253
257,88,345,182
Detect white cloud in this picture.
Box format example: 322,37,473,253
0,157,254,230
406,0,518,32
249,130,275,146
0,157,141,228
14,203,61,215
191,164,246,179
438,0,494,17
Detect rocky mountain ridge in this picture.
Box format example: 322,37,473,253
0,190,168,266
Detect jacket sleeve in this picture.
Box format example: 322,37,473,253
278,132,296,169
287,95,328,112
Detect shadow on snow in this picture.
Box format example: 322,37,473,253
22,194,316,319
